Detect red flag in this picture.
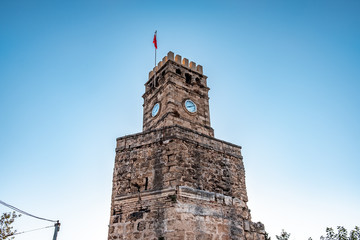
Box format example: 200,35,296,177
153,32,157,49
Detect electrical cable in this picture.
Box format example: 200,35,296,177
10,225,54,236
0,200,58,223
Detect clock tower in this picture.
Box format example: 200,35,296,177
108,51,266,240
143,51,213,137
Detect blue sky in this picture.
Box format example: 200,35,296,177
1,0,359,239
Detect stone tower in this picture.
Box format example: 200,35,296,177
108,51,266,240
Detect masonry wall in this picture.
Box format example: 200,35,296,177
109,186,265,240
112,125,246,200
109,126,265,240
142,52,214,137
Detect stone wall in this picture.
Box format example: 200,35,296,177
113,125,246,200
142,51,214,137
109,126,265,239
109,186,265,240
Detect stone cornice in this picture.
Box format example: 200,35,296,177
114,186,247,208
116,125,242,158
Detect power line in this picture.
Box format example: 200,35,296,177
10,225,54,236
0,200,58,223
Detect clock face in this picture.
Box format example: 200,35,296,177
185,99,197,113
151,103,160,117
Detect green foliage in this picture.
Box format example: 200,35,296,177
265,231,271,240
350,227,360,240
0,211,21,240
273,226,360,240
320,226,360,240
276,229,291,240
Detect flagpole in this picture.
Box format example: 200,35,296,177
154,31,157,67
154,30,157,83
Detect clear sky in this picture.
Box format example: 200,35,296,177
1,0,359,239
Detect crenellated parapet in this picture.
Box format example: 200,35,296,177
148,51,204,80
142,50,213,136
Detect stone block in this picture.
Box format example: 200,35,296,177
224,196,232,205
175,54,182,64
125,222,134,233
197,65,203,74
133,232,142,238
221,235,230,240
182,58,189,67
186,232,195,239
137,221,146,231
205,222,217,232
167,51,174,60
244,221,250,232
213,235,221,240
196,233,213,239
165,230,185,239
245,232,253,240
190,61,196,70
218,224,228,234
149,70,154,79
230,225,243,237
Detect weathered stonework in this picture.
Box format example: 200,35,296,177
109,52,265,240
143,51,213,137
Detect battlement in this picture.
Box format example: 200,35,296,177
148,51,204,79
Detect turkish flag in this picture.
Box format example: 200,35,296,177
153,32,157,49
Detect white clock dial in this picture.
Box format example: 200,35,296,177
185,99,197,113
152,103,160,117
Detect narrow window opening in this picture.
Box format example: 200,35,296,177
145,177,148,190
162,71,165,77
176,69,181,75
185,73,192,84
154,77,159,88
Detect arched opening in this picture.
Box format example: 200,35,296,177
176,69,181,75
